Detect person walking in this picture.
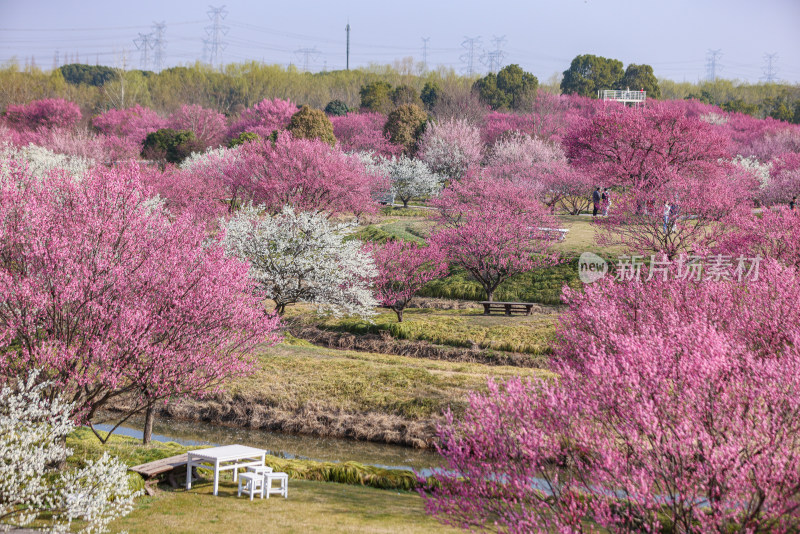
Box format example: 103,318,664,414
592,187,601,217
601,188,610,216
663,202,671,233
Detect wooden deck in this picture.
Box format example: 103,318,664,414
130,454,197,495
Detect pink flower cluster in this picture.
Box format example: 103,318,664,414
0,160,282,428
5,98,82,130
226,98,297,139
330,112,402,156
424,260,800,533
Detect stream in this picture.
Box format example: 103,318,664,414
95,416,444,473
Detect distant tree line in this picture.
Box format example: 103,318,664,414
0,56,798,123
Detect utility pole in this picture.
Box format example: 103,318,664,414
761,53,778,83
460,36,481,76
152,21,166,72
706,49,722,82
205,5,229,68
345,22,350,70
421,37,430,71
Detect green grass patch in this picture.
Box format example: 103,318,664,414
380,206,424,217
288,306,557,356
419,260,582,305
351,219,429,244
111,479,456,533
229,342,550,420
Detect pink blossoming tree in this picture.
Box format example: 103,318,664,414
485,132,565,168
0,160,282,443
565,103,732,192
428,177,560,301
716,206,800,269
330,112,402,156
92,104,166,146
418,118,483,181
245,133,382,217
5,98,82,131
423,260,800,533
369,241,448,321
480,111,538,146
167,104,227,148
567,104,757,258
226,98,297,140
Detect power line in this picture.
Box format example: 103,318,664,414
205,5,229,68
706,49,722,81
460,36,481,76
152,21,166,71
761,52,778,83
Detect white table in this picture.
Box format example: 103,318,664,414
186,445,267,496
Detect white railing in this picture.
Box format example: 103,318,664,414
602,89,647,102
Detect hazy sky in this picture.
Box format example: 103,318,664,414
1,0,798,83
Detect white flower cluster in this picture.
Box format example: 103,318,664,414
418,118,482,181
0,143,92,179
222,204,378,318
178,145,234,171
0,371,139,533
487,132,565,167
732,154,772,188
700,112,728,126
379,155,442,207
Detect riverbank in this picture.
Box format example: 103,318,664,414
107,338,552,449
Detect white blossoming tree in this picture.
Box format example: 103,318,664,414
0,372,139,533
379,155,442,208
732,154,772,189
0,143,92,179
222,204,378,318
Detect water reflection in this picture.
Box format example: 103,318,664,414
96,416,443,472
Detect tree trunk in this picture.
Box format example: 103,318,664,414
402,199,409,209
395,308,404,322
486,289,494,302
143,403,154,445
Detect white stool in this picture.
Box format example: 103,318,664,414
246,465,273,476
264,472,289,499
238,472,264,500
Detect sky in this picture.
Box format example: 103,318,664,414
1,0,799,83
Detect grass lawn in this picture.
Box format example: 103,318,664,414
286,305,558,355
228,340,552,420
111,479,456,534
65,430,453,534
351,212,626,305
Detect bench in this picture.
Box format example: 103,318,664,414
130,453,198,495
480,301,537,316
